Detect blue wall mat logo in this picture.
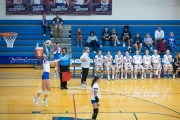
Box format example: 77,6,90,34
0,56,37,64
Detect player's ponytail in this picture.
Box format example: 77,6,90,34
91,76,99,88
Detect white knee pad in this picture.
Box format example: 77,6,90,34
101,68,104,71
38,89,43,94
54,67,58,70
45,91,50,95
112,67,115,70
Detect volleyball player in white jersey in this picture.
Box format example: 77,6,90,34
33,53,65,107
152,50,161,79
133,51,144,79
143,49,153,78
123,51,134,79
163,50,173,78
114,51,124,79
91,76,100,120
94,50,104,78
104,51,115,80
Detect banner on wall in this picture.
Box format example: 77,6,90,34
91,0,112,15
6,0,112,15
6,0,27,15
27,0,49,15
69,0,91,15
48,0,69,15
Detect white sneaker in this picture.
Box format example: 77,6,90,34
80,84,85,88
121,76,124,80
54,74,57,78
117,41,120,44
150,72,153,78
128,46,131,49
135,75,137,80
173,74,175,79
141,76,144,80
131,76,134,79
50,31,53,34
84,82,88,85
33,98,39,106
43,34,46,36
144,74,146,78
108,75,110,80
100,74,103,79
42,100,48,107
112,75,114,80
125,75,127,79
123,43,125,47
100,45,103,48
93,51,96,53
155,70,158,75
114,44,116,47
56,73,59,77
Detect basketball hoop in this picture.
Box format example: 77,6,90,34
0,32,18,48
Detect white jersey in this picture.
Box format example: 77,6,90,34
133,55,142,65
33,0,40,4
101,0,109,5
80,52,90,68
95,55,104,66
143,55,152,65
56,0,63,3
152,55,160,64
115,55,123,65
75,0,84,5
163,54,172,64
104,55,113,65
123,56,132,65
14,0,21,4
91,83,100,100
43,61,50,72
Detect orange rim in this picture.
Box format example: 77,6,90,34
0,32,18,37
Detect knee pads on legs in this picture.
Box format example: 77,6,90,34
45,91,50,95
38,89,43,94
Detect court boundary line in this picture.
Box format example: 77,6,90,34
72,94,77,119
133,112,138,120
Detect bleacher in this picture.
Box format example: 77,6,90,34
71,25,180,59
0,20,180,67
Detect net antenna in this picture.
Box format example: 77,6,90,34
0,32,18,48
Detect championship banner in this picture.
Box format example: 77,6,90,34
6,0,27,15
69,0,91,15
48,0,69,15
27,0,49,15
91,0,112,15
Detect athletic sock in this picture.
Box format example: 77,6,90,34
92,108,99,119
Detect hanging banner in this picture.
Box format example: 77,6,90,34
48,0,69,15
69,0,91,15
6,0,27,15
27,0,49,15
91,0,112,15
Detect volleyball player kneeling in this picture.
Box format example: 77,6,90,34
33,54,65,106
133,51,144,79
91,76,100,120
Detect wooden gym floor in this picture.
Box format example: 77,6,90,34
0,68,180,120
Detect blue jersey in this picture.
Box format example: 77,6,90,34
167,36,176,46
41,19,47,27
59,54,70,66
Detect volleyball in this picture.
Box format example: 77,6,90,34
45,40,51,46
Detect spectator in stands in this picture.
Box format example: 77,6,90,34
154,26,164,46
53,13,63,40
156,38,168,55
121,25,132,49
144,33,154,53
102,27,112,47
86,31,102,53
167,32,176,53
76,28,82,47
111,28,120,47
133,33,142,52
173,53,180,78
41,14,52,36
